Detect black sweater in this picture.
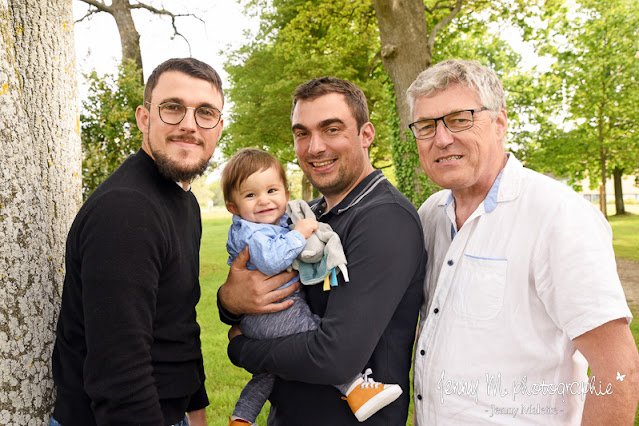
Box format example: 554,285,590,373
52,150,208,425
227,170,426,425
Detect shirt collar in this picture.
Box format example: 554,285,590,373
439,153,522,210
311,169,386,218
441,153,523,238
175,181,191,191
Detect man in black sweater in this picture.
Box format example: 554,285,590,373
219,77,426,424
50,58,257,426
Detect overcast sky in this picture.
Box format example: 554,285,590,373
72,0,259,95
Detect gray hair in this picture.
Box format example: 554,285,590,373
406,59,506,118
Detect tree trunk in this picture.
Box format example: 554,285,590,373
598,183,606,218
373,0,462,206
373,0,430,203
301,174,313,201
613,167,626,216
0,0,81,422
373,0,430,136
598,115,608,219
111,0,144,77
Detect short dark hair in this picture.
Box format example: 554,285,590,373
291,77,369,132
144,57,224,105
221,148,288,204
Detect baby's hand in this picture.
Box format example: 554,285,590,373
294,218,319,239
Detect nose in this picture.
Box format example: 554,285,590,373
308,133,326,155
179,108,198,132
431,119,454,149
257,194,269,205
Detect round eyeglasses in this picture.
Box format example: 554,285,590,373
146,101,222,129
408,107,488,140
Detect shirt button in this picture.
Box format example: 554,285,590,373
417,394,423,400
434,308,439,314
420,349,425,355
447,259,454,266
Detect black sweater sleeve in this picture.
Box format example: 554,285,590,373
228,204,423,384
79,190,166,424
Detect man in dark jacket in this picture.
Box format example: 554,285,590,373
219,77,426,425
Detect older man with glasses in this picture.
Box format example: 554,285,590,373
408,59,639,425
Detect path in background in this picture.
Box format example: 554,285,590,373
618,258,639,315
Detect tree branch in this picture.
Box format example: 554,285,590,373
129,2,205,56
427,0,463,54
75,8,102,24
78,0,112,14
425,0,458,15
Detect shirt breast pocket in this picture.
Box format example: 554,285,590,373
452,254,507,320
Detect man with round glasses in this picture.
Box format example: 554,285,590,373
50,58,230,426
408,59,638,424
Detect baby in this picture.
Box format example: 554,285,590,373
222,148,402,425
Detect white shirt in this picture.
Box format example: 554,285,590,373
413,154,632,425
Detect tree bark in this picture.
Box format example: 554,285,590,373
301,174,313,201
78,0,143,77
0,0,81,422
111,0,143,73
613,167,626,216
373,0,430,201
373,0,462,204
598,117,608,218
373,0,430,135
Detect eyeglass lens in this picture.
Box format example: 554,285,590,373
412,110,474,139
159,103,221,129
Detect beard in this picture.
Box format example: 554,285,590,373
147,122,211,183
302,157,362,198
153,149,210,183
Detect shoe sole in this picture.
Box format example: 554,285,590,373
354,386,403,422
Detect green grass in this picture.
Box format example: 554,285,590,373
196,211,273,425
197,209,639,425
609,214,639,425
610,213,639,262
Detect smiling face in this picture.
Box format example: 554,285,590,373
135,71,224,186
292,93,375,208
412,83,508,200
225,166,290,225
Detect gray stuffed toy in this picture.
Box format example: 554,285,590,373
286,199,350,286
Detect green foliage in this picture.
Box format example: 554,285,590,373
224,0,393,172
81,59,144,200
391,0,540,206
191,177,225,210
225,0,564,207
522,0,639,197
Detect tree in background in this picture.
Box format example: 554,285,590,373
81,60,144,199
375,0,542,204
225,0,393,200
225,0,538,205
0,0,81,421
76,0,202,77
75,0,204,197
523,0,639,217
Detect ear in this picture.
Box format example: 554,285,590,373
226,202,239,216
285,189,290,202
135,104,150,134
495,109,508,142
359,122,375,149
213,118,224,143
